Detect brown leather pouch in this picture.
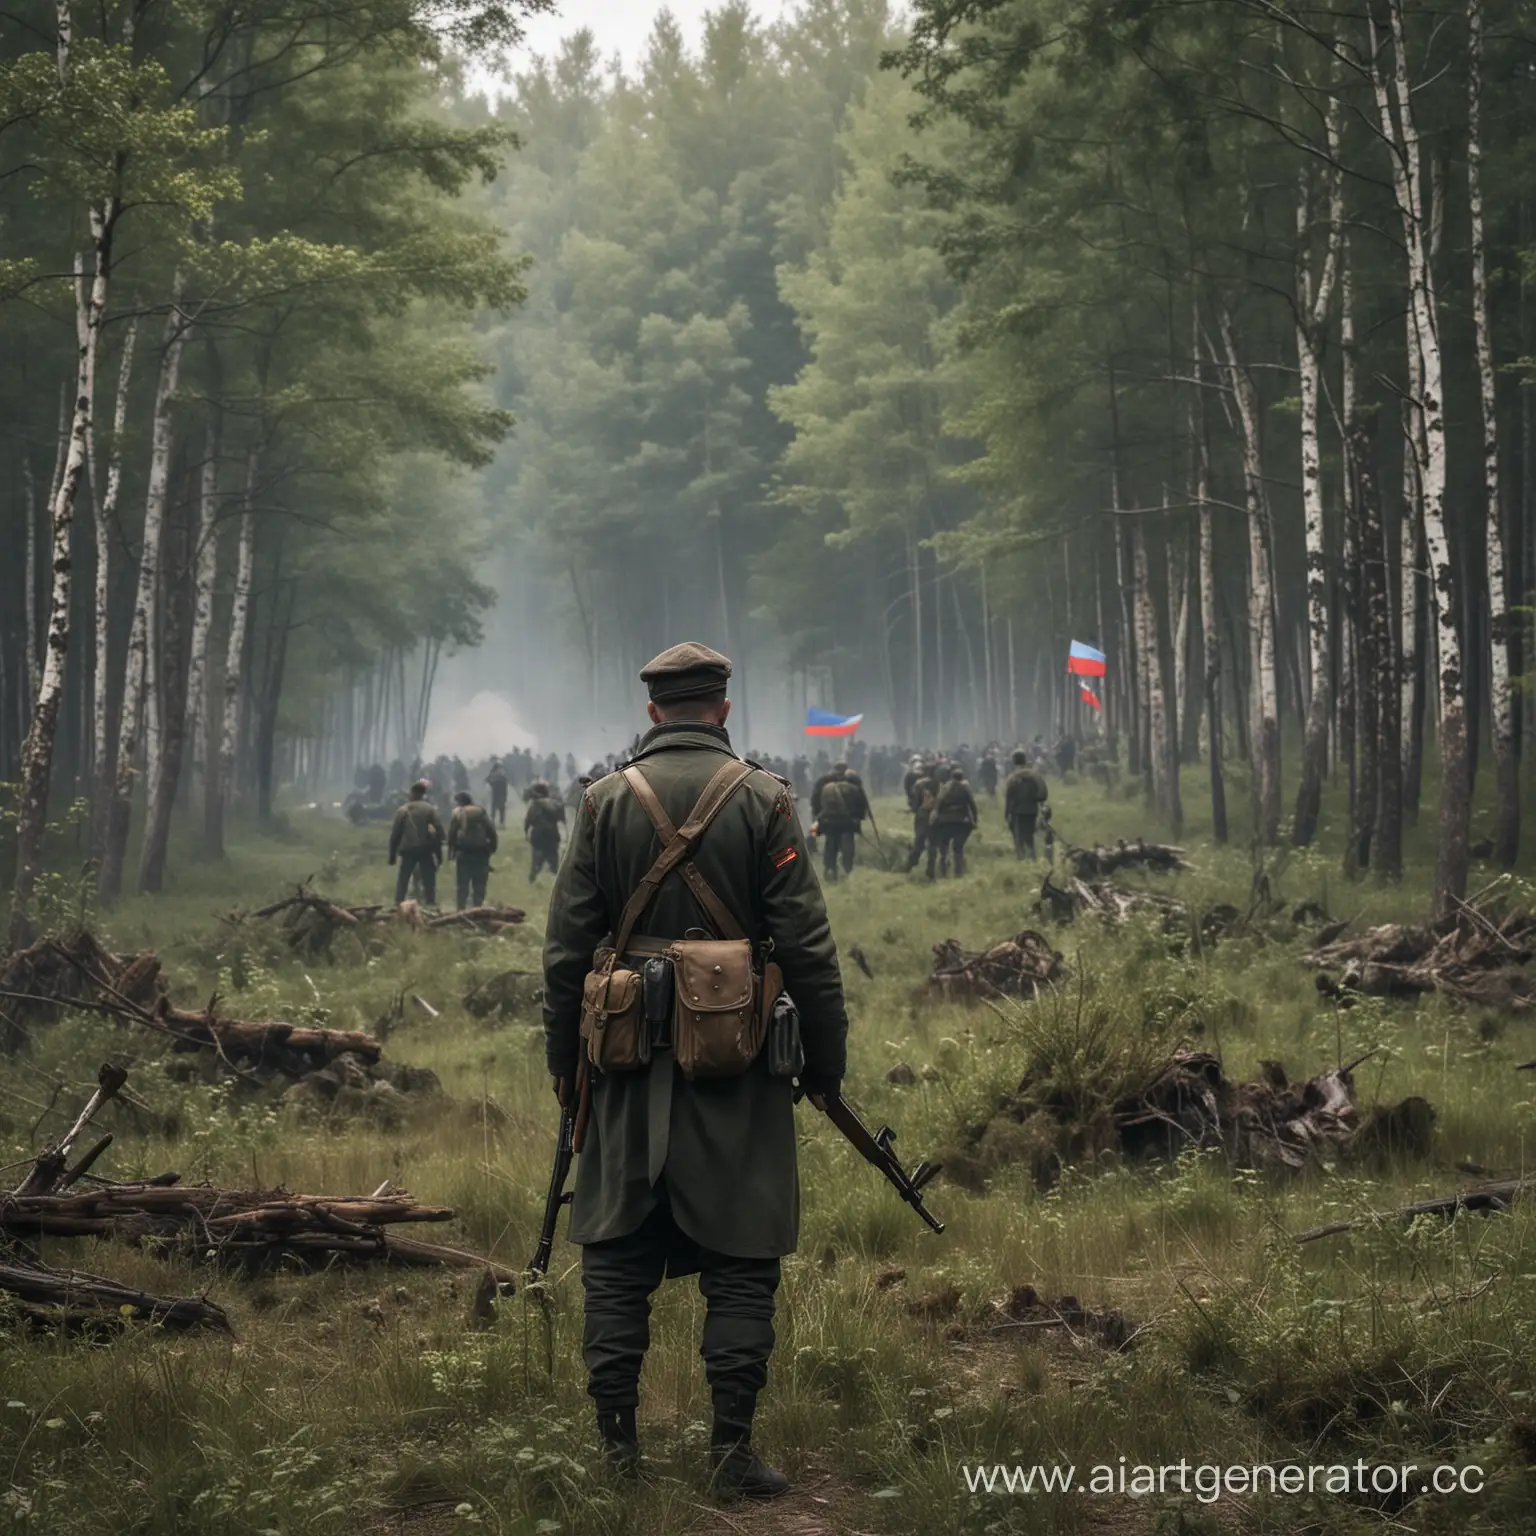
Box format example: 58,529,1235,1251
670,938,765,1079
580,960,645,1072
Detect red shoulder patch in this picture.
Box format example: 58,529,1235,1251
773,846,798,870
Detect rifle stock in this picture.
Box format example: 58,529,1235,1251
819,1092,945,1234
529,1104,575,1278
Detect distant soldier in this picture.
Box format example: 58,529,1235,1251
486,758,510,826
902,754,925,806
812,761,864,883
904,760,940,873
929,765,978,878
388,780,444,905
1003,750,1049,860
448,791,499,910
978,750,999,800
366,763,387,803
1056,733,1078,775
524,779,566,881
791,754,810,799
452,756,471,795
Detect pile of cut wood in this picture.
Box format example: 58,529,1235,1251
1063,840,1192,878
0,1067,516,1336
1310,885,1536,1009
930,931,1066,1000
236,884,525,955
1034,871,1241,941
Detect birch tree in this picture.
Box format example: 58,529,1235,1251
1290,106,1342,848
1468,0,1517,869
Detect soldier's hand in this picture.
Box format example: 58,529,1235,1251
388,855,396,866
553,1075,571,1109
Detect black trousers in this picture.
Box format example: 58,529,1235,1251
1010,815,1038,860
394,849,437,905
821,827,856,880
455,853,490,910
581,1195,780,1414
529,833,560,880
906,818,930,871
490,790,507,827
928,825,971,878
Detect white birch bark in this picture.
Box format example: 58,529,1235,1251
185,423,220,794
1469,0,1517,867
1292,105,1343,846
209,448,258,857
98,284,186,901
89,317,136,847
8,116,115,941
1371,1,1469,912
1219,307,1281,844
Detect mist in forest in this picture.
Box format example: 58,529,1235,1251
5,0,1536,927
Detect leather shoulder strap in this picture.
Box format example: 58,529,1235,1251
612,759,754,952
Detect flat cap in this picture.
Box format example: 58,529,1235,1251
640,641,732,703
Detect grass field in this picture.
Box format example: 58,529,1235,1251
2,766,1535,1535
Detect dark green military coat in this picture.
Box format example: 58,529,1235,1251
542,723,848,1259
1004,767,1048,820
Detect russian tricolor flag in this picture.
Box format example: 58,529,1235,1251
805,707,864,738
1079,682,1102,712
1067,640,1107,678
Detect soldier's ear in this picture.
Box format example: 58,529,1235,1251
647,701,663,725
719,698,732,726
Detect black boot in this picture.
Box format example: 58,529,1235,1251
595,1406,639,1477
708,1391,789,1501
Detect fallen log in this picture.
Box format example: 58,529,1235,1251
0,1254,230,1334
155,998,382,1067
1293,1179,1530,1243
1064,840,1192,878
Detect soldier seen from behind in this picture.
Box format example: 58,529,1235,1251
904,759,940,873
812,761,866,882
542,642,849,1501
525,778,566,881
1004,749,1049,859
978,749,999,799
486,757,510,826
928,764,978,878
448,791,499,910
388,779,444,905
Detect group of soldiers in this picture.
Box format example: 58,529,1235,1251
895,748,1048,878
382,757,589,909
370,725,1088,907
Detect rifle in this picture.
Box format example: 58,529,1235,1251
817,1092,945,1234
528,1104,575,1279
529,1064,589,1278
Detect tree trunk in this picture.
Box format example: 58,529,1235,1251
1133,519,1181,834
1357,417,1401,881
1291,130,1342,847
1197,402,1227,844
207,451,257,859
89,318,136,862
137,480,194,894
98,288,186,903
1220,309,1281,843
184,423,220,801
1469,0,1518,868
9,210,113,946
1373,1,1469,913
